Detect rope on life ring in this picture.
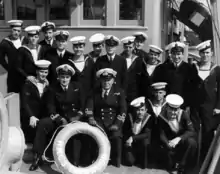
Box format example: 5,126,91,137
0,93,9,170
53,121,111,174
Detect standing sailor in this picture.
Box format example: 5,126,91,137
88,33,105,63
0,20,24,92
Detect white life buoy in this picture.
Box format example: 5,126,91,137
53,122,111,174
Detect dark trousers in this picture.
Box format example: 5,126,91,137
33,117,81,164
162,138,197,170
123,139,149,168
109,136,122,166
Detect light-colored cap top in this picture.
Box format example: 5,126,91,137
133,32,148,40
24,26,41,34
188,52,200,60
170,41,186,49
121,36,135,44
41,21,55,31
7,20,23,27
105,35,120,46
35,60,51,69
130,96,145,108
151,82,167,90
165,43,174,51
96,68,117,78
56,64,75,76
196,40,211,51
89,33,105,44
166,94,184,108
54,30,70,37
70,36,86,44
149,45,163,54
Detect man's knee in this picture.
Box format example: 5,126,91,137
38,117,53,129
185,138,197,148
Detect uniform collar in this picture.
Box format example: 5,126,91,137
57,49,66,57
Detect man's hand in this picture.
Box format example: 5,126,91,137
109,124,119,131
88,117,97,126
61,118,68,125
213,109,220,115
126,136,133,146
168,137,181,148
69,116,80,122
29,116,39,128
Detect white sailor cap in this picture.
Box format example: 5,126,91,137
170,42,186,52
151,82,167,90
56,64,75,76
105,35,120,46
149,45,163,54
89,33,105,44
41,21,55,32
35,60,51,69
166,94,184,108
130,96,146,108
96,68,117,79
188,52,200,61
165,43,173,51
133,32,148,41
25,26,41,35
70,36,86,45
196,40,211,52
121,36,135,44
54,30,69,41
7,20,23,27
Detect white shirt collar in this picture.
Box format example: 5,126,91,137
173,60,183,67
61,85,68,91
107,54,116,61
57,49,66,57
45,39,53,46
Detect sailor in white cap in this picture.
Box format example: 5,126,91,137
188,52,200,65
133,31,149,61
158,94,197,173
120,36,142,103
20,60,51,153
153,41,197,109
39,21,56,49
164,43,173,64
95,35,127,90
0,20,24,92
43,30,73,84
17,25,43,91
86,67,126,167
123,96,153,169
67,35,94,98
30,63,84,171
88,33,105,62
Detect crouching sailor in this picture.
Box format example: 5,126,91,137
86,68,127,167
123,96,154,169
29,64,85,171
158,94,197,174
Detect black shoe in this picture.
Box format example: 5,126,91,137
29,154,41,171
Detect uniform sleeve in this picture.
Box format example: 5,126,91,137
20,82,34,118
77,83,86,117
0,41,9,71
121,58,128,91
85,90,94,118
46,87,57,116
114,89,127,127
180,111,196,141
17,48,28,78
158,118,170,147
132,128,151,141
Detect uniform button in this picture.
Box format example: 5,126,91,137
102,117,104,120
109,108,112,110
110,117,113,119
110,112,112,114
102,113,104,115
101,109,103,111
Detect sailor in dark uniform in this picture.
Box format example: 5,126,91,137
153,42,197,108
30,64,85,171
139,45,163,98
0,20,24,92
39,21,56,59
16,25,42,92
65,35,95,98
123,96,154,169
88,33,105,63
95,35,127,90
86,68,127,167
120,36,142,103
158,94,197,174
20,60,51,143
193,40,220,161
133,32,149,61
43,30,74,84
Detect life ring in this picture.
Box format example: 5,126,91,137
53,122,111,174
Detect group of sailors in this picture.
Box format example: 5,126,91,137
0,19,219,174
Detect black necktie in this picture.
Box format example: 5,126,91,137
59,53,62,59
104,90,108,99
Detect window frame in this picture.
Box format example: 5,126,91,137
116,0,143,26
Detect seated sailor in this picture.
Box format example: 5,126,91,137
123,96,154,169
29,64,85,171
86,68,127,167
158,94,197,174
